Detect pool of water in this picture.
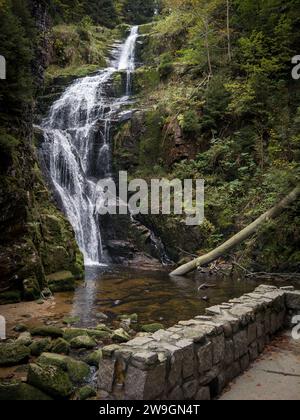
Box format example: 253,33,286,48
67,266,300,328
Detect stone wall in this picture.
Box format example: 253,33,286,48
98,285,300,400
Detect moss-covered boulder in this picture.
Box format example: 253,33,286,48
0,380,52,401
27,363,73,399
16,332,32,346
141,323,164,333
38,353,90,384
111,328,131,343
84,349,103,367
0,342,30,366
77,385,96,400
31,326,63,338
63,327,110,341
48,338,70,355
29,338,51,357
132,66,160,95
46,271,75,293
70,335,96,350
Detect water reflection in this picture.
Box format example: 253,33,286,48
69,266,300,328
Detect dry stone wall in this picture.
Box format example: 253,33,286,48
98,285,300,400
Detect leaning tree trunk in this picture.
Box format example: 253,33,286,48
170,186,300,277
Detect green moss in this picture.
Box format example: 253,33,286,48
0,380,52,401
0,343,31,366
141,323,164,333
31,326,63,338
77,385,96,400
46,271,75,293
132,67,160,95
0,290,21,305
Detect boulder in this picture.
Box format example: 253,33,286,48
29,338,51,357
16,332,32,346
112,328,131,343
0,380,52,400
38,353,90,384
0,342,30,366
141,323,164,333
27,363,73,399
48,338,70,355
31,326,63,338
84,349,103,367
70,335,97,349
77,385,96,400
63,328,110,341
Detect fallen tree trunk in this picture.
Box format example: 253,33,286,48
170,185,300,277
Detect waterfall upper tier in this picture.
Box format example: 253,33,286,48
41,26,139,266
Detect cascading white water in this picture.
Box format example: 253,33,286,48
41,26,139,266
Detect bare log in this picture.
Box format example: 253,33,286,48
170,186,300,277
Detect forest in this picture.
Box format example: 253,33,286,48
0,0,300,402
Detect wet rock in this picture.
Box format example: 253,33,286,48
16,332,32,347
102,344,122,357
84,349,103,367
27,363,73,399
141,323,164,333
46,271,75,293
0,290,21,305
31,326,63,338
77,385,96,400
63,328,110,341
95,324,112,333
70,335,97,349
112,328,131,343
29,338,51,357
96,312,109,321
118,313,138,323
0,342,30,366
48,338,70,355
63,317,80,326
38,353,90,384
0,380,52,401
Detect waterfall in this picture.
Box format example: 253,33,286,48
41,26,139,266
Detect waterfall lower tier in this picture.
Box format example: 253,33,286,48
41,26,139,266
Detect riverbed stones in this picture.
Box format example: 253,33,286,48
70,335,96,349
0,342,30,366
77,385,96,401
27,363,73,399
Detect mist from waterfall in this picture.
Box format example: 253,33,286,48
41,26,139,266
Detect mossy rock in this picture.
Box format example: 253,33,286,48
77,385,96,401
31,326,63,338
63,328,110,341
27,363,73,399
132,67,160,95
29,338,51,357
0,380,52,401
63,316,80,326
0,342,30,366
48,338,70,355
70,335,97,350
141,323,164,333
0,290,21,305
118,313,138,323
84,349,103,367
23,277,41,301
46,271,75,293
139,23,156,35
16,332,32,346
111,328,131,343
95,324,112,333
38,353,90,384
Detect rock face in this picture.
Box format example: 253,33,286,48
0,1,84,305
98,286,300,400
